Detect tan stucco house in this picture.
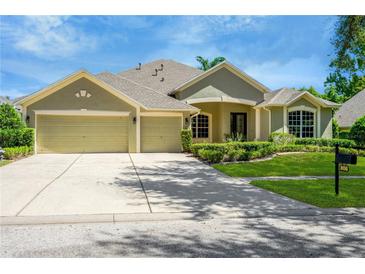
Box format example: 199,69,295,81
15,59,340,154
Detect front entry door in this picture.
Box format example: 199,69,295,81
230,112,247,139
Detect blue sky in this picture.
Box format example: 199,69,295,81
0,16,336,98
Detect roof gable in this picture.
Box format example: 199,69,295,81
16,70,141,108
255,88,340,108
171,61,271,95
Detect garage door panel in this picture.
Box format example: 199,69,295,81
141,116,181,153
37,115,129,153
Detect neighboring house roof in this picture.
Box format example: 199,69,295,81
95,72,197,111
118,59,204,95
255,88,340,108
170,61,271,95
335,89,365,128
0,96,12,105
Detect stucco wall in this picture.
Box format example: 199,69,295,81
192,102,255,142
320,108,333,138
26,77,138,152
177,68,265,103
260,108,270,141
289,98,316,109
271,107,284,133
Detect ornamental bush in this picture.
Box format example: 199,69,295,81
268,132,295,145
181,129,193,152
0,128,34,147
198,149,224,163
3,146,33,160
349,115,365,147
0,103,25,130
191,143,227,156
332,118,340,138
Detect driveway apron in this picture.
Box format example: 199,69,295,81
1,154,150,217
130,153,312,216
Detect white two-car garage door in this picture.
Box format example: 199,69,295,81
36,115,129,153
141,116,182,153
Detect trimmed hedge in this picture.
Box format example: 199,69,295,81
0,128,35,147
225,141,272,152
181,129,192,152
3,146,33,160
191,143,227,156
198,149,224,163
294,138,356,148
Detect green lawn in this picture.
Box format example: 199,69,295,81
0,160,12,167
251,179,365,208
213,152,365,177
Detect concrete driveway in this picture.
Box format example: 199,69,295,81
0,153,311,220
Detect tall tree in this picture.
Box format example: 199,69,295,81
296,86,322,97
196,56,226,71
324,16,365,102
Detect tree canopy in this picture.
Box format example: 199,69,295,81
196,56,226,71
0,103,25,130
324,16,365,103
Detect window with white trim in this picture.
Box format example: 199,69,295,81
288,110,314,138
191,114,209,138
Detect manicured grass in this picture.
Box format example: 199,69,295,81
213,152,365,177
251,179,365,208
0,160,12,167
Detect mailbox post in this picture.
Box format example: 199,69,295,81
334,144,357,195
335,145,340,195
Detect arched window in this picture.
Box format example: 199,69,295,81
191,114,209,138
288,110,315,138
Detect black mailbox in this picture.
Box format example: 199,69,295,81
336,153,357,165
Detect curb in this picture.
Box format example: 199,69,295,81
0,212,199,226
1,207,364,226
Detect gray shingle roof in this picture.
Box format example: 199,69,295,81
118,59,204,95
335,89,365,128
95,72,197,110
256,88,339,108
0,96,12,105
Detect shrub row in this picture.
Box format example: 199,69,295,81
191,141,272,157
2,146,33,160
293,137,356,148
0,128,35,148
193,142,365,163
196,143,276,163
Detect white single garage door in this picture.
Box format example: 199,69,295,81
141,116,182,153
36,115,129,153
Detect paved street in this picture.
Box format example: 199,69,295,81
1,212,365,257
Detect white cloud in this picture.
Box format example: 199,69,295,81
1,59,74,84
159,16,267,45
242,55,327,91
2,16,97,59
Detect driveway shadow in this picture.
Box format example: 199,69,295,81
91,213,365,257
111,155,318,219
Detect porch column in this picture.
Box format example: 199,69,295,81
255,109,261,140
283,106,288,133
